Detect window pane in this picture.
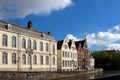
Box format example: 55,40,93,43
33,41,37,50
46,43,49,52
22,38,26,49
46,56,49,65
53,44,55,54
28,55,30,64
40,42,43,51
33,55,37,65
2,52,7,64
22,54,26,65
2,35,7,46
12,36,16,48
12,53,16,64
53,57,55,65
28,40,31,49
40,55,43,65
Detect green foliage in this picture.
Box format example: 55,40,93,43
92,50,120,70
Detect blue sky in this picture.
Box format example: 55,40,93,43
1,0,120,50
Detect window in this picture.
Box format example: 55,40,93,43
53,57,55,65
33,55,37,65
27,40,31,49
46,56,49,65
22,54,26,65
12,36,16,48
40,42,43,51
2,35,7,46
64,45,67,49
12,53,16,64
40,55,43,65
53,44,55,54
2,52,8,64
62,60,64,67
22,38,26,49
46,43,49,52
28,55,30,64
33,40,37,50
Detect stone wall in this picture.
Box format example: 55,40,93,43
0,69,103,80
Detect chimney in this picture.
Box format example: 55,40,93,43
47,32,51,35
28,20,32,30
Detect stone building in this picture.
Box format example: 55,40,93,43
75,39,91,70
0,20,57,71
57,38,77,71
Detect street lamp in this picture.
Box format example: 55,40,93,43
26,49,33,71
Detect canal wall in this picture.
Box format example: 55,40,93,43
0,68,103,80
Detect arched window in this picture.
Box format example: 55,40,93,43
33,55,37,65
33,40,37,50
22,54,26,65
46,43,49,52
12,36,16,48
40,55,43,65
28,55,30,64
12,53,16,64
22,38,26,49
53,57,55,65
2,35,7,46
2,52,8,64
40,42,43,51
46,56,49,65
27,40,31,49
53,44,55,54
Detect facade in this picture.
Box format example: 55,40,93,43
0,20,57,71
90,55,94,70
57,38,77,71
75,39,91,70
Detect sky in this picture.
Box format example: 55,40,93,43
1,0,120,51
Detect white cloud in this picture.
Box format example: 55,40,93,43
66,34,80,41
66,25,120,50
104,44,120,50
108,25,120,33
0,0,73,19
86,25,120,50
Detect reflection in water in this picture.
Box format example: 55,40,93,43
51,72,103,80
52,71,120,80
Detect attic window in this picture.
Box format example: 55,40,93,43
64,45,67,49
72,47,75,51
5,24,12,30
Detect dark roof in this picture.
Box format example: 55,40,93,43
75,41,81,50
75,39,86,50
80,39,86,49
57,40,63,50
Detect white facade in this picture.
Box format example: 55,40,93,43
90,58,94,70
57,38,77,71
0,20,57,71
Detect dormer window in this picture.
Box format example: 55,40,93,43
6,24,12,30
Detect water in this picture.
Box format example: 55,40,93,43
52,70,120,80
94,70,120,79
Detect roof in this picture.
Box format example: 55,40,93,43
0,20,56,41
75,41,81,50
75,39,86,50
57,40,63,50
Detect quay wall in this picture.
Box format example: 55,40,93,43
0,68,103,80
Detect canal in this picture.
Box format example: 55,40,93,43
52,70,120,80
